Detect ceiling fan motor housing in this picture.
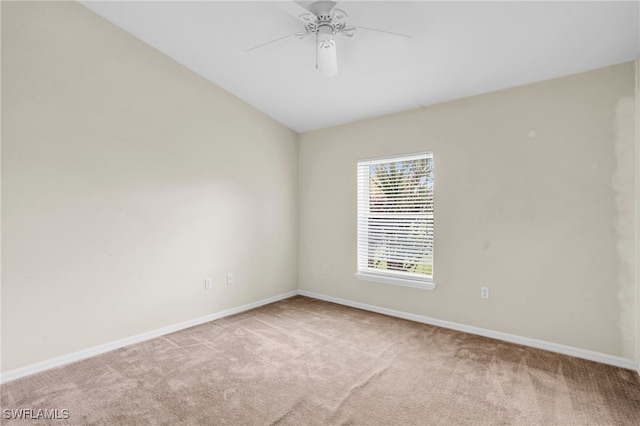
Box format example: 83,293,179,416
303,1,349,41
307,1,338,17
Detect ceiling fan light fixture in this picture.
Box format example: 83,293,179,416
317,38,337,77
317,24,333,42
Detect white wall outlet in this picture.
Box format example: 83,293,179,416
204,278,212,290
226,273,233,285
481,287,490,299
322,264,329,274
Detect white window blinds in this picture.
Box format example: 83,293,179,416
356,152,434,288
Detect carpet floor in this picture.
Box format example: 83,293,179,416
1,295,639,425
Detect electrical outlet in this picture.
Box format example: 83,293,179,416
204,278,212,290
322,264,329,274
481,287,490,299
226,273,233,285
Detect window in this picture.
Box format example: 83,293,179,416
355,152,435,290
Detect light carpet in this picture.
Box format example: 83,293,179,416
2,296,639,425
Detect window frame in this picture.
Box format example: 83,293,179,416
354,152,435,291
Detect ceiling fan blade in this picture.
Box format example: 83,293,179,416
332,7,348,21
338,26,356,38
352,25,412,39
298,13,317,27
295,32,313,40
246,32,301,52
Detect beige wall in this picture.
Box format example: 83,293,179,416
1,1,298,372
299,62,636,358
636,57,640,367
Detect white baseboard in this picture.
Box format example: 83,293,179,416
297,290,640,373
0,291,297,384
3,289,638,383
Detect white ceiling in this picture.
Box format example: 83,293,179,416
79,1,639,133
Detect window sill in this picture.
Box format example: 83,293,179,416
354,272,436,291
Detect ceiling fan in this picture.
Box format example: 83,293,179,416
247,1,411,77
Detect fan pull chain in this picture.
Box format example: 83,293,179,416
315,32,319,70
